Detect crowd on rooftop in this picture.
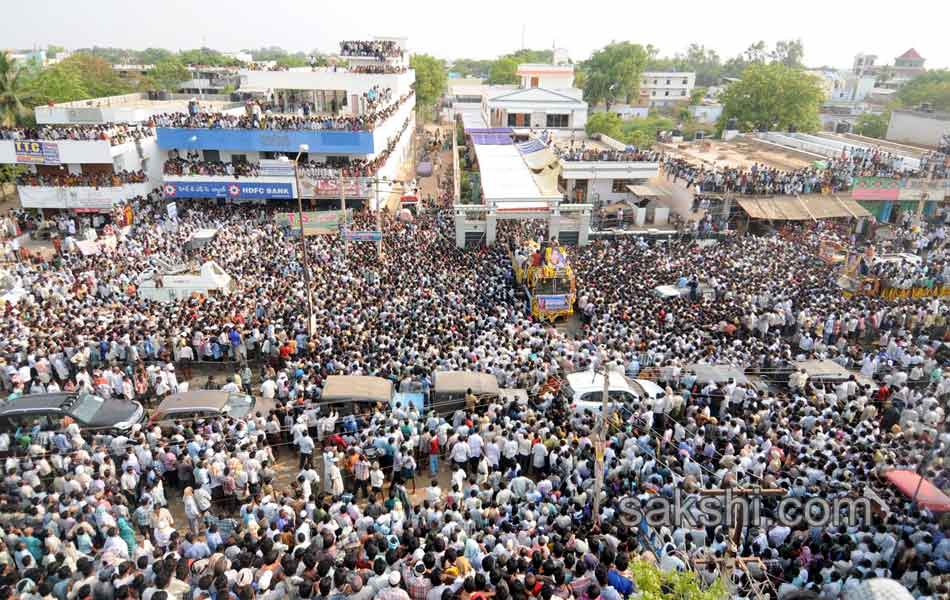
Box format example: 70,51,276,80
0,133,948,600
552,143,663,163
0,125,155,147
662,146,947,197
339,41,403,60
149,91,411,133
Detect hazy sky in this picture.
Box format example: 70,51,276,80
4,0,949,69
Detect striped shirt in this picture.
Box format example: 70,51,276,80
354,460,370,481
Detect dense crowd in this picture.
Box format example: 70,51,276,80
662,146,947,197
15,170,147,188
163,153,260,178
150,92,412,132
348,65,409,75
553,143,662,163
0,125,155,146
339,40,403,60
0,172,948,600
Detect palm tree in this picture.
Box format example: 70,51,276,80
0,51,31,127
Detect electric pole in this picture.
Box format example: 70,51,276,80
592,361,610,525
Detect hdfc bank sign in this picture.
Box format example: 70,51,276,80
162,181,294,200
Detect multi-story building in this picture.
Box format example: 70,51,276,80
0,92,185,216
853,53,877,77
484,63,587,132
639,72,695,108
159,37,416,210
2,37,417,219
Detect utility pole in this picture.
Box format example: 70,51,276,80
592,361,610,525
339,171,348,254
374,177,383,258
291,144,314,336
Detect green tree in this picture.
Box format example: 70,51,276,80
631,560,727,600
178,48,239,66
147,59,189,92
582,42,649,111
585,111,623,140
689,87,707,105
718,62,824,133
488,57,519,85
771,39,805,68
854,112,889,138
27,60,88,104
896,70,950,111
410,54,447,109
450,58,493,79
65,53,133,97
139,48,175,65
0,52,34,126
622,114,675,148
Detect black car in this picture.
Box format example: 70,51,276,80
0,393,145,434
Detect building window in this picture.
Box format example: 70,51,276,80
681,90,687,96
683,79,688,85
508,113,517,127
546,113,569,128
666,79,671,85
642,80,647,85
651,90,656,96
653,79,658,85
202,150,221,162
664,91,670,96
612,179,635,193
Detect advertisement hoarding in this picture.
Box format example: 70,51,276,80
162,181,294,200
275,210,350,236
536,295,571,311
14,141,60,165
298,176,372,199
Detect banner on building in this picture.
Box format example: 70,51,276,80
298,176,372,199
853,177,949,202
162,181,294,200
14,141,60,165
342,230,382,242
259,159,295,177
275,210,351,235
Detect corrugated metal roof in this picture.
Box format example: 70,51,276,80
737,196,871,220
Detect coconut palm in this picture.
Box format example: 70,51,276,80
0,51,31,127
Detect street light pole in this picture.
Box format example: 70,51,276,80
291,143,315,337
592,359,610,525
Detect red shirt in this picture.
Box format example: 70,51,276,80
429,437,440,455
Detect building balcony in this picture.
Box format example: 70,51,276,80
0,138,146,165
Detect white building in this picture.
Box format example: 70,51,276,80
690,104,723,125
886,109,950,148
639,72,695,107
0,93,180,214
809,69,877,103
485,63,587,132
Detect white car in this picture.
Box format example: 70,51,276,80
564,371,666,415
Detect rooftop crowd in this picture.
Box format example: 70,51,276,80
662,146,948,197
0,173,948,600
552,143,663,163
0,125,155,146
149,91,412,133
339,40,403,60
15,170,147,188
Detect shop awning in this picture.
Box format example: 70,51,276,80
523,148,558,170
626,184,668,198
737,195,872,221
884,470,950,513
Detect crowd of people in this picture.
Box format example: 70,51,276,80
149,91,412,133
163,153,260,178
339,40,403,60
348,65,409,75
15,169,147,188
662,146,947,197
0,157,948,600
553,143,663,163
0,125,155,146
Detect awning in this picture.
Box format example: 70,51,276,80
626,184,669,198
737,196,872,220
523,148,558,171
884,470,950,513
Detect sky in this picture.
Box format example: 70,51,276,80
3,0,949,70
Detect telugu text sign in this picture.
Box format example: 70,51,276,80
14,141,60,165
851,177,900,201
162,181,294,200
